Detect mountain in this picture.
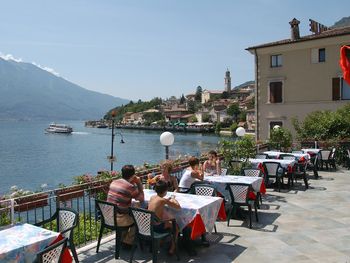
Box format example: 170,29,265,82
332,16,350,28
233,80,254,90
0,57,129,120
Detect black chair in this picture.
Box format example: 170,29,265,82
226,183,258,229
308,154,319,178
328,148,337,170
279,154,297,187
36,237,68,263
35,208,79,262
294,160,309,189
346,149,350,170
255,154,269,159
262,162,284,192
319,150,331,170
129,207,179,263
190,183,218,233
241,168,263,207
95,200,134,259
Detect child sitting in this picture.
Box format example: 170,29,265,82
148,179,181,255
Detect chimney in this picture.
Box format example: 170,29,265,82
289,18,300,41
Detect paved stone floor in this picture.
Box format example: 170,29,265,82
77,169,350,263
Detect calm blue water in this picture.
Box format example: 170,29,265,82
0,121,220,194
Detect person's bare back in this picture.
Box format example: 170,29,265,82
148,195,167,219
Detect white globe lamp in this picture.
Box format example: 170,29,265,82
160,132,174,159
236,127,246,137
273,125,280,130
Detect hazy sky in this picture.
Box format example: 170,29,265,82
0,1,348,100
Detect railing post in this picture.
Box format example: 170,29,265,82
10,199,15,225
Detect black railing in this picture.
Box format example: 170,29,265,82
0,166,187,248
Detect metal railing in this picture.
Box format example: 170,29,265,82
0,166,187,247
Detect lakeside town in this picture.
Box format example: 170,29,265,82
85,73,255,135
1,5,350,263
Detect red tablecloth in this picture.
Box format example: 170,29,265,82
188,200,226,240
49,234,73,263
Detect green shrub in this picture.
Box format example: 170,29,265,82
268,127,292,151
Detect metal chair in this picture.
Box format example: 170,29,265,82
190,183,217,233
319,150,331,170
226,183,258,229
328,148,337,170
262,162,284,192
255,154,269,159
279,154,296,187
346,149,350,170
36,237,68,263
241,168,263,206
294,160,309,190
95,200,134,259
129,207,179,263
35,208,79,262
221,168,228,176
242,168,261,177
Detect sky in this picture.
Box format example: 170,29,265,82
0,0,349,101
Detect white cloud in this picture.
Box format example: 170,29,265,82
0,51,60,77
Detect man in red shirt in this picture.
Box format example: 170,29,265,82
107,165,144,246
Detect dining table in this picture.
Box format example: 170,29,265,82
0,223,69,263
249,158,296,170
263,151,310,161
142,189,226,240
204,175,265,201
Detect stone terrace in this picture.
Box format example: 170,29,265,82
78,169,350,263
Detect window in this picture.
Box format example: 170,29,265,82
269,121,283,131
311,48,326,63
332,78,350,100
319,48,326,62
271,55,282,67
269,81,283,103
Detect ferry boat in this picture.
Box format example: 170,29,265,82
45,123,73,134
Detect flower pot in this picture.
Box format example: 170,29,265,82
55,185,84,202
15,193,49,212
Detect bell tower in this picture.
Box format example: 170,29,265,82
225,68,231,92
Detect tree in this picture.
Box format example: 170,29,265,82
202,113,211,123
268,127,292,151
189,116,198,123
187,100,197,114
227,103,241,122
221,91,229,99
180,94,186,104
195,86,202,102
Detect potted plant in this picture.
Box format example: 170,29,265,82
6,185,49,212
55,184,85,202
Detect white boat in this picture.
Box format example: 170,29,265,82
45,123,73,134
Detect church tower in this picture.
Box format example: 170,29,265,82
224,69,231,92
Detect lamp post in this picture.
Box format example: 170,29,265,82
160,132,174,159
110,110,116,171
236,126,246,137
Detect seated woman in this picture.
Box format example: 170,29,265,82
148,180,181,255
178,156,204,193
202,150,221,176
148,160,178,192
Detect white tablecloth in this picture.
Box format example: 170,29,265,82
143,189,222,232
263,151,310,160
204,175,263,201
302,148,322,154
249,158,295,169
204,175,262,192
0,223,59,263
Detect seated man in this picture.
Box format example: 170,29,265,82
178,156,204,193
148,180,181,255
107,164,144,247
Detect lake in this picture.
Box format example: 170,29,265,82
0,120,221,194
